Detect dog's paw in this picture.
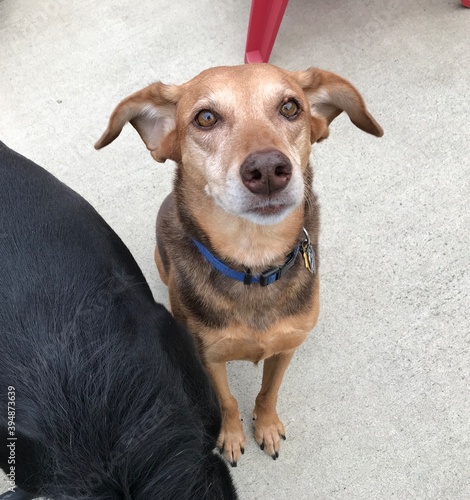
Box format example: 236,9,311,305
253,407,286,460
217,413,246,467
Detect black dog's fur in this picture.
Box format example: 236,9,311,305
0,142,237,500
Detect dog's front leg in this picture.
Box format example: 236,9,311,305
253,348,295,459
206,361,246,467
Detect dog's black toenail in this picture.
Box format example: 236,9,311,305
241,447,245,454
281,434,286,441
231,461,237,468
272,454,277,460
275,451,279,459
260,443,264,451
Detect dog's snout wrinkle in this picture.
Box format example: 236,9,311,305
240,150,292,196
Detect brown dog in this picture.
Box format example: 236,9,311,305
95,64,383,467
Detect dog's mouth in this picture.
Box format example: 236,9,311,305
242,199,299,224
250,203,289,217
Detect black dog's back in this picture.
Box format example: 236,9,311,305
0,143,236,499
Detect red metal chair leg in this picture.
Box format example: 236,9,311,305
245,0,289,63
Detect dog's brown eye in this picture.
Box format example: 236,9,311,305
195,110,217,128
280,100,300,119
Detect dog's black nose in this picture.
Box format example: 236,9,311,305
240,150,292,196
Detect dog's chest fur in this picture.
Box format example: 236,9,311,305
172,259,319,363
193,278,319,363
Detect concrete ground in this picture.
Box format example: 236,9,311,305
1,0,469,498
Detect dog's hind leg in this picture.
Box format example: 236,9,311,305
154,245,169,286
206,362,246,467
155,193,175,286
253,348,296,459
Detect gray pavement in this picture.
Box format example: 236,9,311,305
1,0,469,498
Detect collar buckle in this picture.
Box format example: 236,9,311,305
259,266,282,286
258,247,299,286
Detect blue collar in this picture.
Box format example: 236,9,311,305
191,237,303,286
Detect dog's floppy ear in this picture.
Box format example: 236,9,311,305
293,68,383,142
94,82,182,163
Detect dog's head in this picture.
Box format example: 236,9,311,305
96,64,382,225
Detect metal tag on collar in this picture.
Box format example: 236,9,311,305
301,228,316,274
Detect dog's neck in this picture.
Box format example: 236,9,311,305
177,183,305,271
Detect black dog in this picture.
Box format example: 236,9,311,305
0,142,237,500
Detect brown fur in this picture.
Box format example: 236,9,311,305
95,64,383,466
